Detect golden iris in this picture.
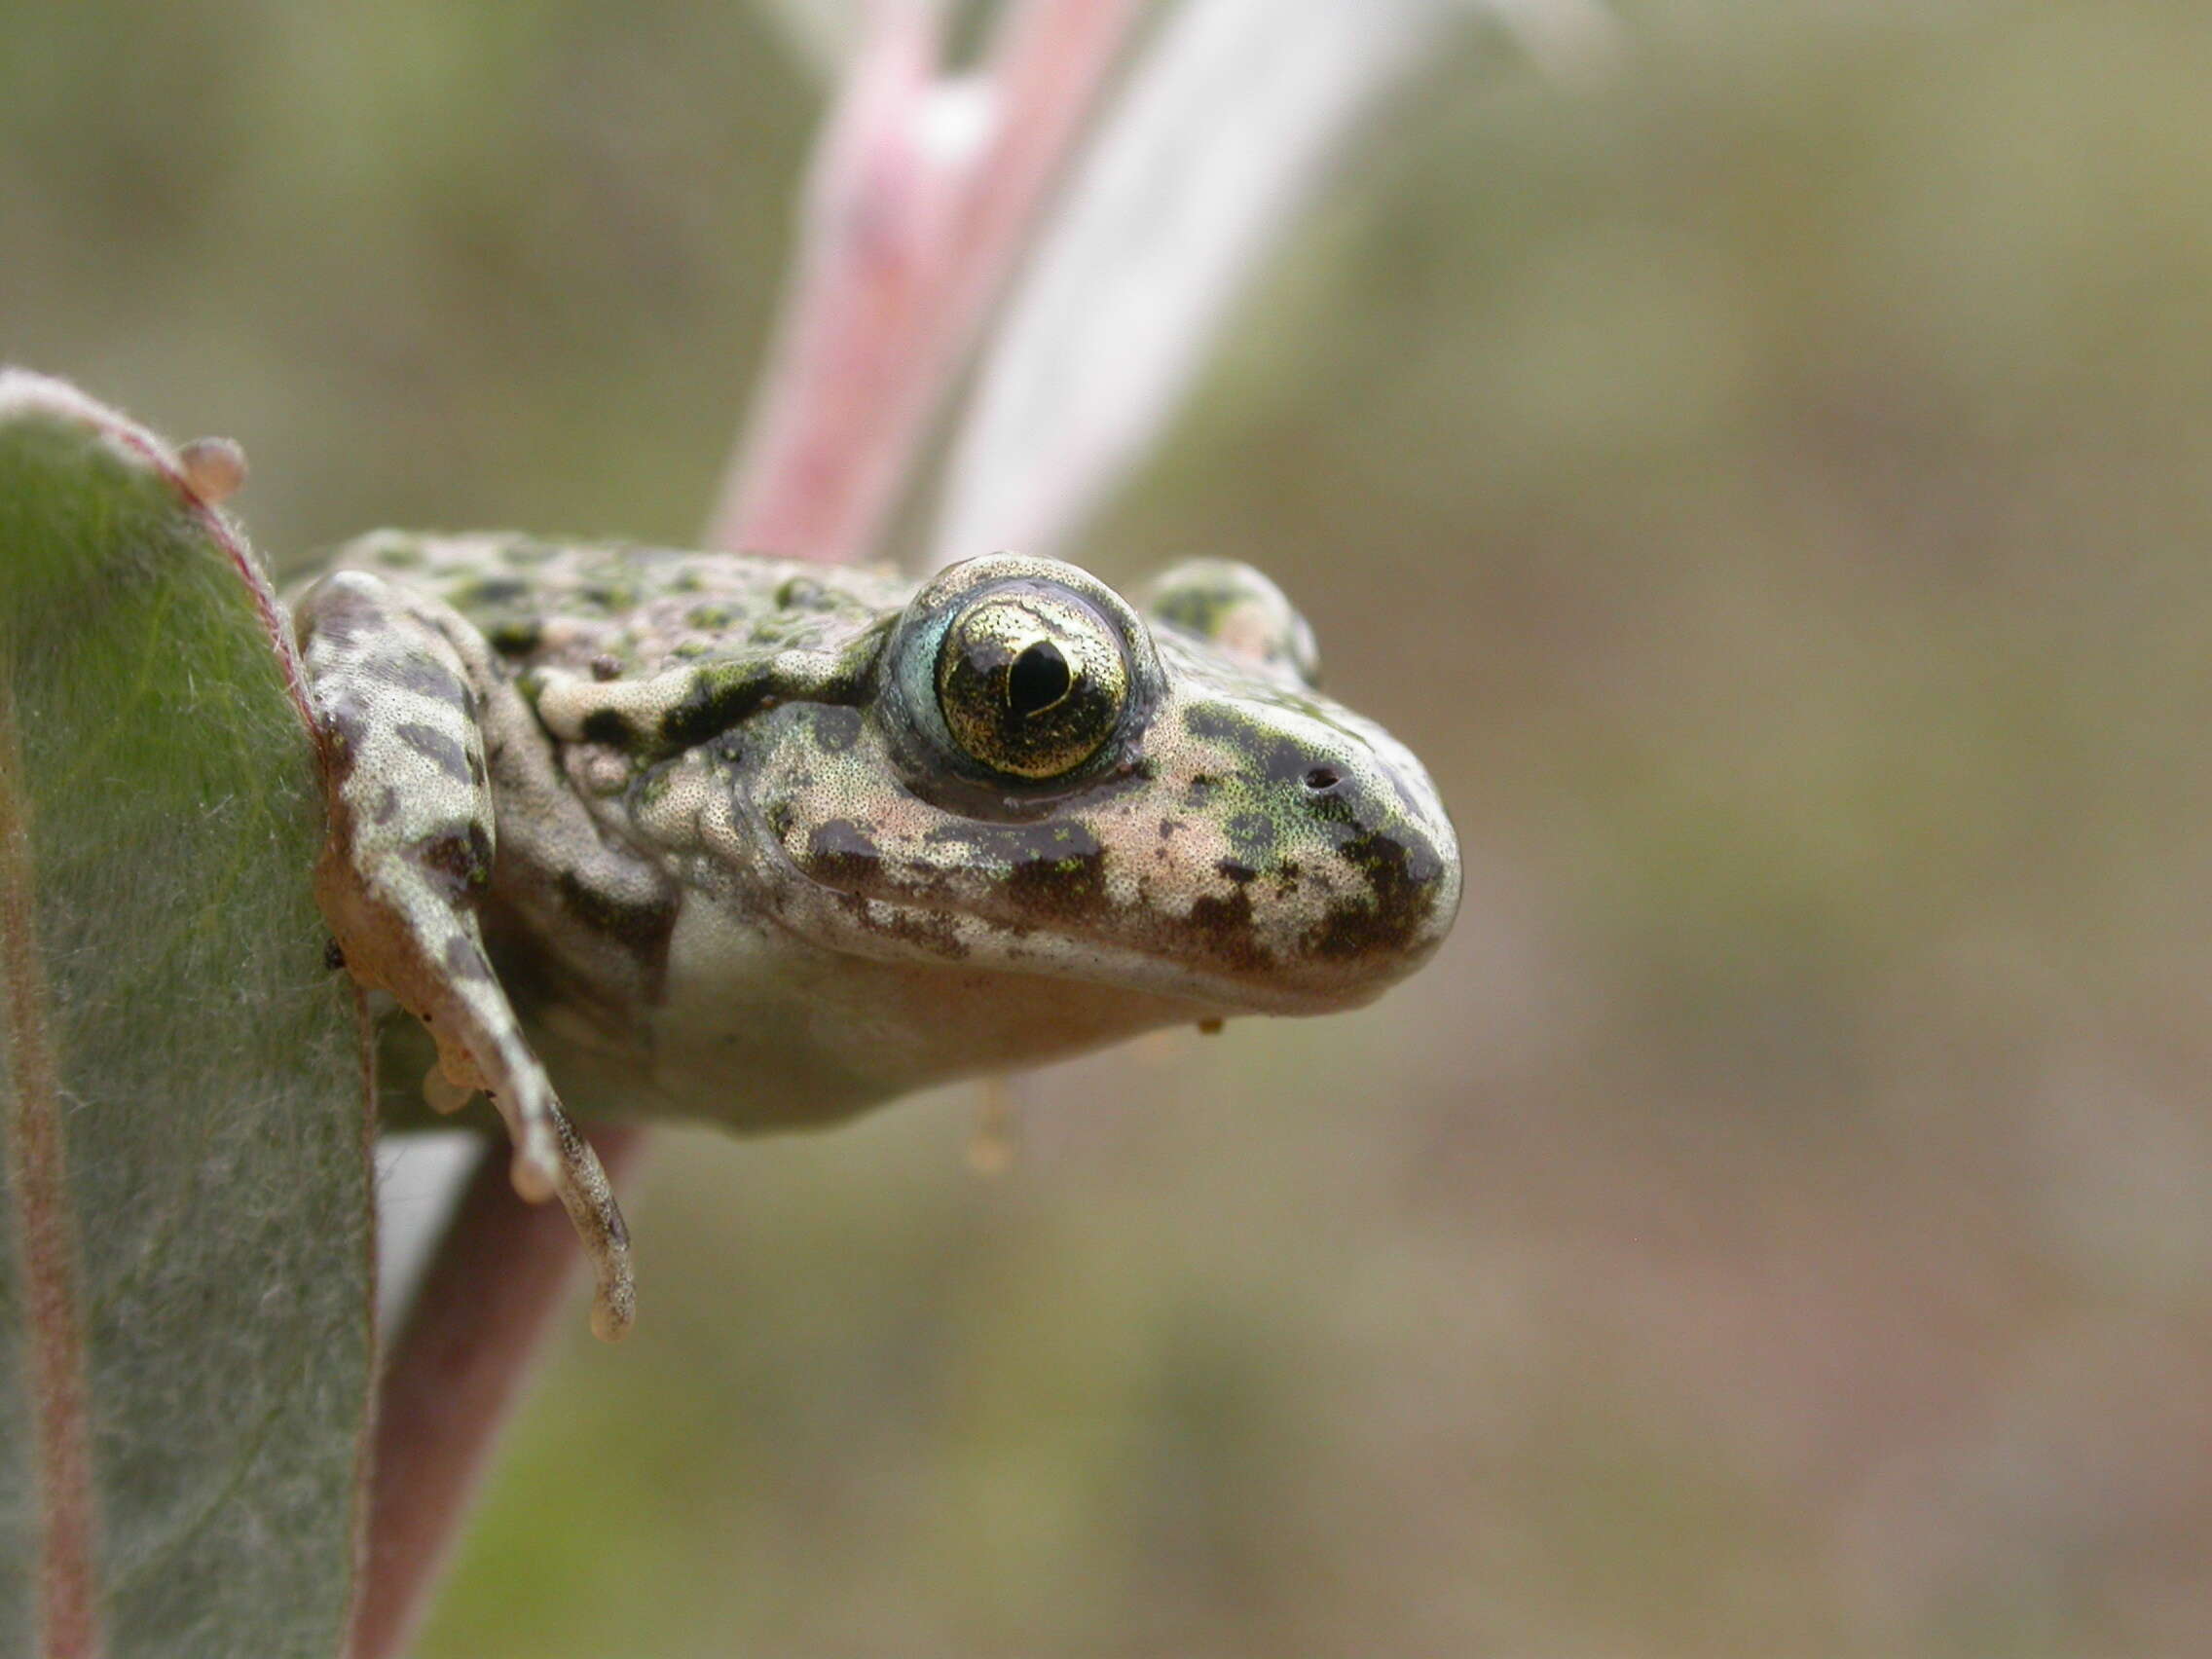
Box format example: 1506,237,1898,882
935,589,1128,779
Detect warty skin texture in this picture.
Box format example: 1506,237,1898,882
298,534,1458,1324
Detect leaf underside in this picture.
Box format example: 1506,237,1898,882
0,376,374,1659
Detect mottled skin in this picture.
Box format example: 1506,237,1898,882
294,535,1459,1337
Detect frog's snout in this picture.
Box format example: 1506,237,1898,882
1279,746,1460,981
1163,700,1460,1008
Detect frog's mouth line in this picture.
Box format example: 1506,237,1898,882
839,900,1366,1015
764,859,1386,1019
736,777,1433,1018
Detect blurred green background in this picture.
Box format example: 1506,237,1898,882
12,2,2212,1654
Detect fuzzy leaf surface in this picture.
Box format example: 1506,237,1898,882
0,373,373,1659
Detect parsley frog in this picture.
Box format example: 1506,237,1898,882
294,538,1459,1337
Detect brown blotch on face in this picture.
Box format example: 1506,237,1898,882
803,819,883,886
1186,886,1272,974
933,821,1111,920
1305,827,1448,962
1006,846,1107,918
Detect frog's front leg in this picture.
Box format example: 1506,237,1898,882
295,570,635,1340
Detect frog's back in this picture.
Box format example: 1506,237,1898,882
330,530,912,682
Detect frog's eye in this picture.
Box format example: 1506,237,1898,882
935,587,1130,780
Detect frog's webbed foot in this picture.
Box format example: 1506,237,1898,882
297,570,635,1339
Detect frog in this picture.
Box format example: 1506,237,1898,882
292,535,1461,1340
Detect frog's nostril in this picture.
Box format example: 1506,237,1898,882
1302,764,1342,794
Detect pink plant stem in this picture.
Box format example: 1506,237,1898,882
351,1126,646,1659
708,0,1140,561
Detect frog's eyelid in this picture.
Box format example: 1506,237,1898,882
1137,558,1321,688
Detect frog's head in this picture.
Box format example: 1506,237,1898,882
736,553,1458,1021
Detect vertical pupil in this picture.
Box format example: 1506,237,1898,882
1007,640,1073,717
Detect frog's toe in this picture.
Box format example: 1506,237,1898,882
546,1105,634,1342
422,1063,476,1116
506,1125,560,1205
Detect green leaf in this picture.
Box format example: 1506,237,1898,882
0,373,373,1659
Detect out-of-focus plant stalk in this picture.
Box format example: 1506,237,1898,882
934,0,1618,568
353,8,1139,1655
351,1128,645,1659
708,0,1140,562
